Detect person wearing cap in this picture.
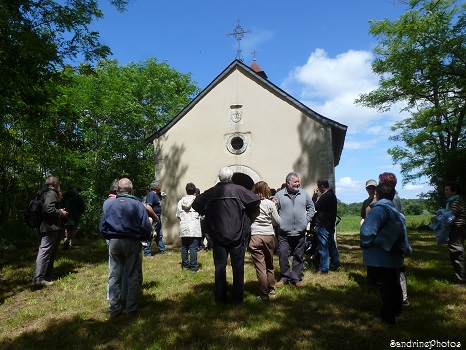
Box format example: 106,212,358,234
144,180,166,257
361,179,377,226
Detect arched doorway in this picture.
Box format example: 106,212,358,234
228,165,260,190
232,172,254,190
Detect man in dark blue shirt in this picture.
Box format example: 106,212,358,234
144,180,166,257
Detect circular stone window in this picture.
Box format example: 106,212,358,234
226,133,248,154
231,136,244,150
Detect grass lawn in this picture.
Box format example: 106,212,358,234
0,225,465,350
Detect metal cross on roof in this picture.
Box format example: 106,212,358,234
227,20,251,62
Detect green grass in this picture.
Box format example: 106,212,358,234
0,226,465,350
338,214,433,232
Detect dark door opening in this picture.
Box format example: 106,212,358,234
232,172,254,190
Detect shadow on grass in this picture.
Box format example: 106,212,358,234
0,238,107,304
0,232,465,350
2,277,463,350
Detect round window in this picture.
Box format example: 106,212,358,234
226,133,248,154
231,136,244,150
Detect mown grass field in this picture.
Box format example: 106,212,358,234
0,215,464,350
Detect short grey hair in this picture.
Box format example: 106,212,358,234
109,180,119,194
286,172,299,184
118,178,133,194
218,167,233,182
150,180,160,190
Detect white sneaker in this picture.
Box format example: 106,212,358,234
35,280,54,286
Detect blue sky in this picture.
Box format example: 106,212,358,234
87,0,432,203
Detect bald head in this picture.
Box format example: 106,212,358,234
118,178,133,194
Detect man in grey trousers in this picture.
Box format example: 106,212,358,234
274,172,314,288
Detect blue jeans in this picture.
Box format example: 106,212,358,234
108,239,142,317
278,234,305,284
144,219,166,256
316,226,341,272
212,240,245,303
181,237,199,271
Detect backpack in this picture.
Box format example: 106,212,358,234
25,188,49,228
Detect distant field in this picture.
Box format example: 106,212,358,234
337,214,432,233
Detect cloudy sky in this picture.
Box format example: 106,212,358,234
87,0,432,203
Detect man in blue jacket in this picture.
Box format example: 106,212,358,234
360,182,412,325
100,178,152,319
274,172,315,288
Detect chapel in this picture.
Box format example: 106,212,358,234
146,58,347,243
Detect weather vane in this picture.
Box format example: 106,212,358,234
227,20,251,62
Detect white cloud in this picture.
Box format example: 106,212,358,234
404,184,424,191
282,48,402,133
291,49,377,98
336,177,361,192
241,28,275,53
284,48,435,203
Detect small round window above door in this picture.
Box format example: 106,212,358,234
226,133,249,155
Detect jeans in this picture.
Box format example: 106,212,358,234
33,230,61,282
108,239,143,317
144,218,166,256
212,240,245,303
181,237,199,271
316,226,341,272
278,234,305,284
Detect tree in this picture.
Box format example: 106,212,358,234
47,59,200,232
356,0,466,206
0,0,129,225
0,0,129,119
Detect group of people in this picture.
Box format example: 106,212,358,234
360,172,466,325
32,169,466,325
191,168,342,302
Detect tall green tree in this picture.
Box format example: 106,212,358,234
49,59,200,232
0,0,129,119
356,0,466,205
0,0,129,225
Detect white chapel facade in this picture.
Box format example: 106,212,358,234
146,59,347,243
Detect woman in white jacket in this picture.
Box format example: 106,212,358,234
249,181,281,300
176,183,202,273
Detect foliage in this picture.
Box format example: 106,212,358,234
0,231,464,349
0,58,199,240
0,0,128,227
54,59,199,232
0,0,129,119
356,0,466,207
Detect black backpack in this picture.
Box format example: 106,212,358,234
25,188,49,229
